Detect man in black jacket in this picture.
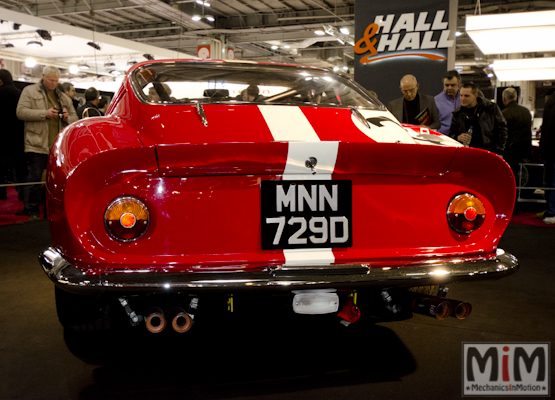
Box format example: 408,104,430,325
502,87,532,177
0,69,25,200
541,89,555,224
76,87,101,118
449,83,507,155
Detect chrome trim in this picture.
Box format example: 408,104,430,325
39,247,519,295
196,102,208,127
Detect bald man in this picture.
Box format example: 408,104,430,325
387,74,440,130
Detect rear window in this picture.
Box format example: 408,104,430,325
131,61,382,109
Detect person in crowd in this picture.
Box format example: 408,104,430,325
240,85,263,102
540,89,555,224
76,87,101,118
98,96,109,115
435,70,461,135
449,82,507,155
148,83,172,102
387,74,440,130
16,65,78,220
0,69,25,201
62,82,80,111
501,87,532,179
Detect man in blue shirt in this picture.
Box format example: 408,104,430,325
435,70,461,135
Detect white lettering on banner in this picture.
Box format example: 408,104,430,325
357,10,454,63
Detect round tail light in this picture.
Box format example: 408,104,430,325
104,197,150,241
447,193,486,234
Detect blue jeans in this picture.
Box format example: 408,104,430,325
22,152,48,215
544,158,555,218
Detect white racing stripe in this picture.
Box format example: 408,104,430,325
259,105,338,266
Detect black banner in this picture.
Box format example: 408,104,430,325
354,0,456,106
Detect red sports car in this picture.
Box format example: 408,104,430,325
40,60,518,333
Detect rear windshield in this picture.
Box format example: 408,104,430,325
131,61,382,109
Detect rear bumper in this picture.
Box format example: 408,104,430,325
40,247,519,295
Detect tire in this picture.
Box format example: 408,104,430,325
55,286,111,331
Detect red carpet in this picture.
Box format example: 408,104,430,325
0,186,44,225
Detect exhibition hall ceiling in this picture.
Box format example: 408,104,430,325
0,0,553,84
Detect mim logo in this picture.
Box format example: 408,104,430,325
463,343,550,396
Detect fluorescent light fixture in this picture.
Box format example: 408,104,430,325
205,15,215,22
342,66,349,71
192,15,201,21
25,58,37,68
454,31,463,37
466,10,555,54
69,65,79,74
314,30,325,35
284,44,290,49
78,63,90,70
110,70,121,76
492,57,555,81
339,27,349,35
27,40,42,48
204,1,210,7
270,45,278,50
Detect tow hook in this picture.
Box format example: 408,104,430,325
337,292,361,326
118,297,143,326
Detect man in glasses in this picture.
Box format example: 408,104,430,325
387,74,440,130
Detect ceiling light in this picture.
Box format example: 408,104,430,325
204,2,211,7
314,30,325,35
492,57,555,81
333,67,339,72
271,45,278,50
110,70,121,76
36,30,52,41
454,31,463,37
87,41,101,51
27,40,42,48
205,15,215,22
69,65,79,74
78,63,90,70
192,15,201,21
284,45,290,49
343,66,349,71
466,10,555,54
25,58,37,68
339,27,349,35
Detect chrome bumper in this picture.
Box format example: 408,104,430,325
40,247,519,295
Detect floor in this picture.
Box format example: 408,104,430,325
1,217,554,399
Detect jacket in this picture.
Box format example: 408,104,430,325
387,93,441,130
16,81,78,155
449,97,508,155
0,82,24,155
502,101,532,151
540,93,555,160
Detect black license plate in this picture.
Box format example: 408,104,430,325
261,180,352,250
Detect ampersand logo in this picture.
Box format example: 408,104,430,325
354,23,379,57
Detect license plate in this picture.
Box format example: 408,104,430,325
261,180,352,250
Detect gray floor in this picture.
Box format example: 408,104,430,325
1,220,554,400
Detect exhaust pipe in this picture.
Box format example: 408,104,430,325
410,293,472,320
170,308,193,333
412,296,452,319
145,307,167,333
